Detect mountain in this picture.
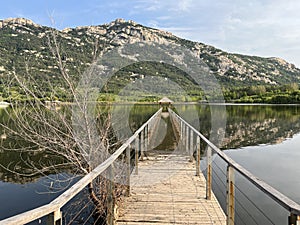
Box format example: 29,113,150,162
0,18,300,102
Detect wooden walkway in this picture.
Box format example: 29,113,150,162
3,108,300,225
116,152,226,224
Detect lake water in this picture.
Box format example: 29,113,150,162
1,104,300,224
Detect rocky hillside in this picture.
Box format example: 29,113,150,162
0,18,300,101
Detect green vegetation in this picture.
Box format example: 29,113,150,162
1,18,300,104
222,83,300,103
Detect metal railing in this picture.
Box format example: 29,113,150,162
168,108,300,225
0,108,162,225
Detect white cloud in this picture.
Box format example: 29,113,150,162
39,0,300,67
171,0,193,12
209,1,300,65
128,0,300,66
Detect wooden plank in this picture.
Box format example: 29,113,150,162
226,165,235,225
126,146,131,196
135,137,139,175
116,154,226,225
196,135,201,176
117,222,223,225
0,108,163,225
0,204,58,225
168,108,300,215
47,210,62,225
206,146,212,200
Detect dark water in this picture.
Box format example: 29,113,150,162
1,104,300,224
0,104,160,221
225,136,300,225
190,104,300,225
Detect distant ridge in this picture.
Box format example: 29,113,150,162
0,17,300,101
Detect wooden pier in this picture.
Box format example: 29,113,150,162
116,153,226,224
2,106,300,225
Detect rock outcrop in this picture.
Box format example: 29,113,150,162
0,17,300,87
0,17,40,28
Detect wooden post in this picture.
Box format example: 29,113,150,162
227,165,235,225
135,137,139,175
196,135,201,176
144,126,148,152
206,146,212,200
288,214,300,225
47,210,62,225
148,122,153,149
186,126,189,153
140,131,144,161
180,121,183,138
182,123,185,149
126,146,131,196
147,124,150,145
107,164,115,225
190,129,194,160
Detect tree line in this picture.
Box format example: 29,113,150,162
222,83,300,104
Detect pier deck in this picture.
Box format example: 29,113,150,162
3,107,300,225
116,153,226,224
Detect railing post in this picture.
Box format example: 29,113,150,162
190,129,194,160
126,146,131,196
147,124,150,146
107,164,115,225
140,131,144,161
180,121,183,138
144,126,148,152
227,165,235,225
196,135,201,176
148,122,153,150
182,123,185,150
47,210,62,225
186,126,189,153
206,146,212,200
135,136,139,175
288,213,300,225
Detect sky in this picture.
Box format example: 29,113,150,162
1,0,300,67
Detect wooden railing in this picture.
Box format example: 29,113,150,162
3,106,300,225
168,108,300,225
0,108,162,225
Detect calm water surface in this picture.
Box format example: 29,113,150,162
177,104,300,224
1,104,300,224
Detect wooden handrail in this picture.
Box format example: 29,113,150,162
0,108,162,225
168,108,300,215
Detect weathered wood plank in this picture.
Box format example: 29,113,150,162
0,204,58,225
168,108,300,215
0,108,163,225
116,154,226,225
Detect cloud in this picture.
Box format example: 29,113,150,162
130,0,300,66
170,0,193,12
211,1,300,65
5,0,300,66
44,0,300,67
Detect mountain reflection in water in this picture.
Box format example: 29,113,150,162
1,104,300,223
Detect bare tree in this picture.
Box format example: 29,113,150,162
0,27,126,224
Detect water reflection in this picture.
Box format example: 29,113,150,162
0,105,74,184
222,105,300,149
172,104,300,151
2,104,300,184
0,104,160,184
1,103,300,223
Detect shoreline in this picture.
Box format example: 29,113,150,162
2,100,300,107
